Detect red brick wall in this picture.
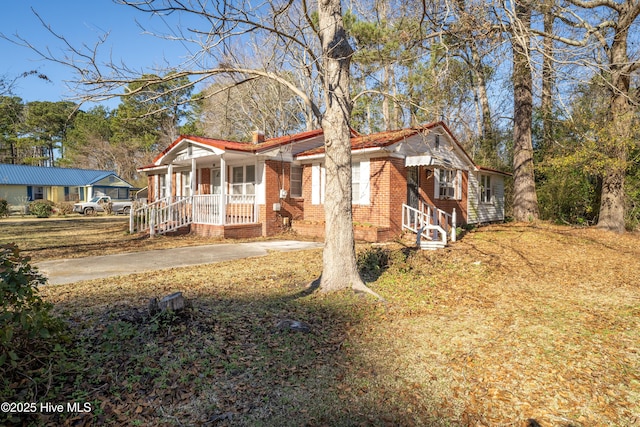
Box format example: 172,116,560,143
148,175,156,202
171,172,177,197
419,168,468,224
388,158,408,236
262,160,305,236
353,157,388,227
300,163,325,222
191,223,262,239
297,157,405,239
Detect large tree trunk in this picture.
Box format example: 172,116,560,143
317,0,374,295
597,26,631,233
511,2,539,222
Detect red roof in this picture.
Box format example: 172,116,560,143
151,129,329,165
142,121,507,174
296,121,445,157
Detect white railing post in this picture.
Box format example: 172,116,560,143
150,207,156,238
129,204,134,233
451,208,457,242
432,208,438,240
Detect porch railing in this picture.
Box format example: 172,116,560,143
130,194,257,235
402,202,456,249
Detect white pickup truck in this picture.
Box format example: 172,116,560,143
73,196,133,215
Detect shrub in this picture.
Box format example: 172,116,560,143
0,244,64,370
357,246,390,281
0,199,8,217
55,201,75,216
29,200,55,218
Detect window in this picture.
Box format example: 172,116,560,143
94,186,130,200
64,187,81,202
480,174,492,203
231,165,256,195
33,186,44,200
182,171,191,197
351,160,370,205
435,134,440,150
290,165,302,198
439,169,456,199
211,168,221,194
159,175,167,198
352,162,361,202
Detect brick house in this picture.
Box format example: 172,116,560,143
134,121,508,246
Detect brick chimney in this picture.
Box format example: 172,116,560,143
252,130,265,144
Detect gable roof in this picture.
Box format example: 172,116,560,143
143,121,509,175
149,128,366,167
294,121,475,163
152,129,330,165
0,164,131,187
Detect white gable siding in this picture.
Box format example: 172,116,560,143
93,175,131,187
173,145,213,162
400,131,473,172
467,172,506,224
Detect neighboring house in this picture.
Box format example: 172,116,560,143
0,164,134,207
134,121,509,245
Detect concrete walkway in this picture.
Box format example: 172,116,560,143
36,240,323,285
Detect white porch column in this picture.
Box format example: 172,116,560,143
167,164,174,200
254,157,259,222
219,155,226,224
191,158,197,196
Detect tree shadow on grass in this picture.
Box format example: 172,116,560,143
11,279,460,427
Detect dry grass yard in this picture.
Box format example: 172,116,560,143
1,218,639,426
0,216,269,261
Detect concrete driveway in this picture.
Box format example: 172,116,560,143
36,240,323,285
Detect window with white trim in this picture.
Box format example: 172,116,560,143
480,174,492,203
434,168,462,200
290,165,302,198
231,165,256,195
182,171,191,197
352,162,361,202
211,168,221,194
439,169,456,199
159,174,167,198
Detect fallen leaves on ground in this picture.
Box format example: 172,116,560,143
3,222,639,426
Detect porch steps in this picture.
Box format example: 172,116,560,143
401,203,455,251
419,239,446,250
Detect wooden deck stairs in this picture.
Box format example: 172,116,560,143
401,203,456,250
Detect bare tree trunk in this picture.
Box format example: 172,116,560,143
597,28,631,233
470,41,495,164
317,0,376,296
511,2,539,221
382,68,390,130
540,10,554,154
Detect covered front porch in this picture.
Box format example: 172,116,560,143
133,135,267,237
130,194,260,237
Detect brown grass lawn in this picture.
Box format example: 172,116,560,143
0,216,275,261
2,219,639,426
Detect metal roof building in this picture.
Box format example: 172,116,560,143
0,164,133,206
0,164,126,186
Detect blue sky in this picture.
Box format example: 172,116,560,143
1,0,191,106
